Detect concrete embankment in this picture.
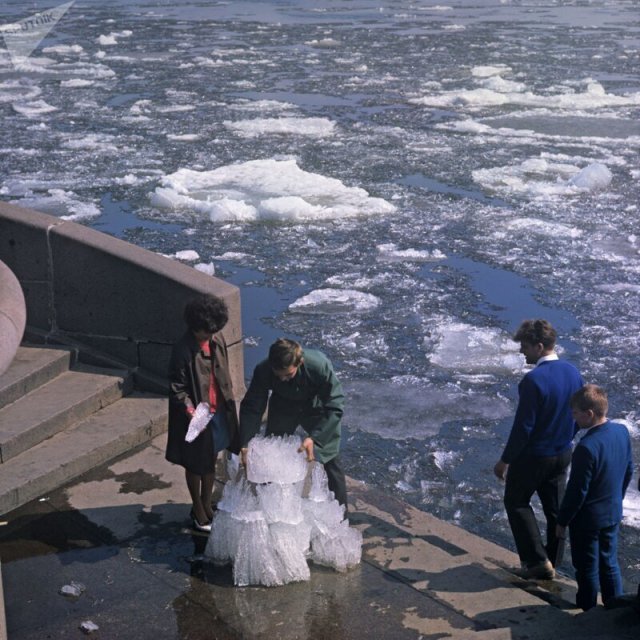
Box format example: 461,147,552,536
0,434,638,640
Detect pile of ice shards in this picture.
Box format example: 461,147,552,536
204,434,362,587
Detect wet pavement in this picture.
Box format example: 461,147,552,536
1,435,639,640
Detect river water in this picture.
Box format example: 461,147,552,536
1,0,639,588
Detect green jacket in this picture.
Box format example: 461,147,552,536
239,349,344,463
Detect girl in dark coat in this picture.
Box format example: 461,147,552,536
165,294,239,531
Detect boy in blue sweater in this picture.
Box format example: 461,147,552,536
556,385,633,611
494,319,584,579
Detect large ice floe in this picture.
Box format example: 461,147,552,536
289,288,380,314
150,158,396,222
223,117,336,137
472,158,613,200
205,435,362,587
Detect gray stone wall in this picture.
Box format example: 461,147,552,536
0,201,244,396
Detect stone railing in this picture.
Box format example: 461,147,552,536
0,201,244,394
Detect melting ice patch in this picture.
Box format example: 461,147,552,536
150,158,396,222
224,117,336,138
471,65,512,78
473,159,613,199
6,189,100,221
12,100,57,117
506,218,582,239
289,289,380,314
428,322,523,374
344,377,512,440
377,243,446,262
411,80,640,110
0,80,41,103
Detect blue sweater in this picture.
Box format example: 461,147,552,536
557,421,633,530
501,359,583,463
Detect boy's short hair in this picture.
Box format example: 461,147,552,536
571,384,608,417
268,338,303,370
513,319,557,348
184,294,229,334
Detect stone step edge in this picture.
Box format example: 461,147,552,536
0,345,74,411
0,365,133,464
0,393,168,516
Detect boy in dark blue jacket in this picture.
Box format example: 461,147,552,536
556,384,633,611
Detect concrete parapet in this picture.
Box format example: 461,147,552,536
0,259,26,377
0,201,244,395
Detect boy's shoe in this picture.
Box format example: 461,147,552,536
512,559,555,580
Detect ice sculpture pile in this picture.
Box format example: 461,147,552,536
204,434,362,587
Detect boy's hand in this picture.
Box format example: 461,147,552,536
493,460,508,480
240,447,248,467
298,437,315,462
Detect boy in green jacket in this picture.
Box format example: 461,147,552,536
240,338,347,507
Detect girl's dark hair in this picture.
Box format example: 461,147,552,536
184,294,229,334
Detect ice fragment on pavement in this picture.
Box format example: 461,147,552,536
59,581,86,597
79,620,99,634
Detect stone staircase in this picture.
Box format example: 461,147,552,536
0,343,168,515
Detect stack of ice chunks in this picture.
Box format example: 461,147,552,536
204,434,362,586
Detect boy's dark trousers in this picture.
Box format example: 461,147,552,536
504,450,571,567
569,523,623,610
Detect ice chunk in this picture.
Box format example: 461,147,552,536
233,511,284,587
429,322,523,373
224,117,335,138
568,162,612,190
256,482,304,524
206,510,239,565
306,462,333,502
302,498,346,538
204,436,361,586
269,522,311,583
59,581,86,597
79,620,99,634
289,288,380,314
149,158,396,222
185,402,210,442
246,435,307,484
310,520,363,572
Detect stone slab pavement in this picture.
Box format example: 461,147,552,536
0,434,638,640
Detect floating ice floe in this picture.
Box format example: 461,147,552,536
205,436,362,586
343,376,512,440
97,30,132,46
5,189,100,221
12,99,57,117
150,158,396,222
411,80,640,110
473,159,613,199
43,44,84,55
167,249,200,262
0,79,41,103
471,65,512,78
60,78,95,88
428,322,523,373
289,288,380,314
224,117,336,138
376,242,446,262
194,262,215,276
